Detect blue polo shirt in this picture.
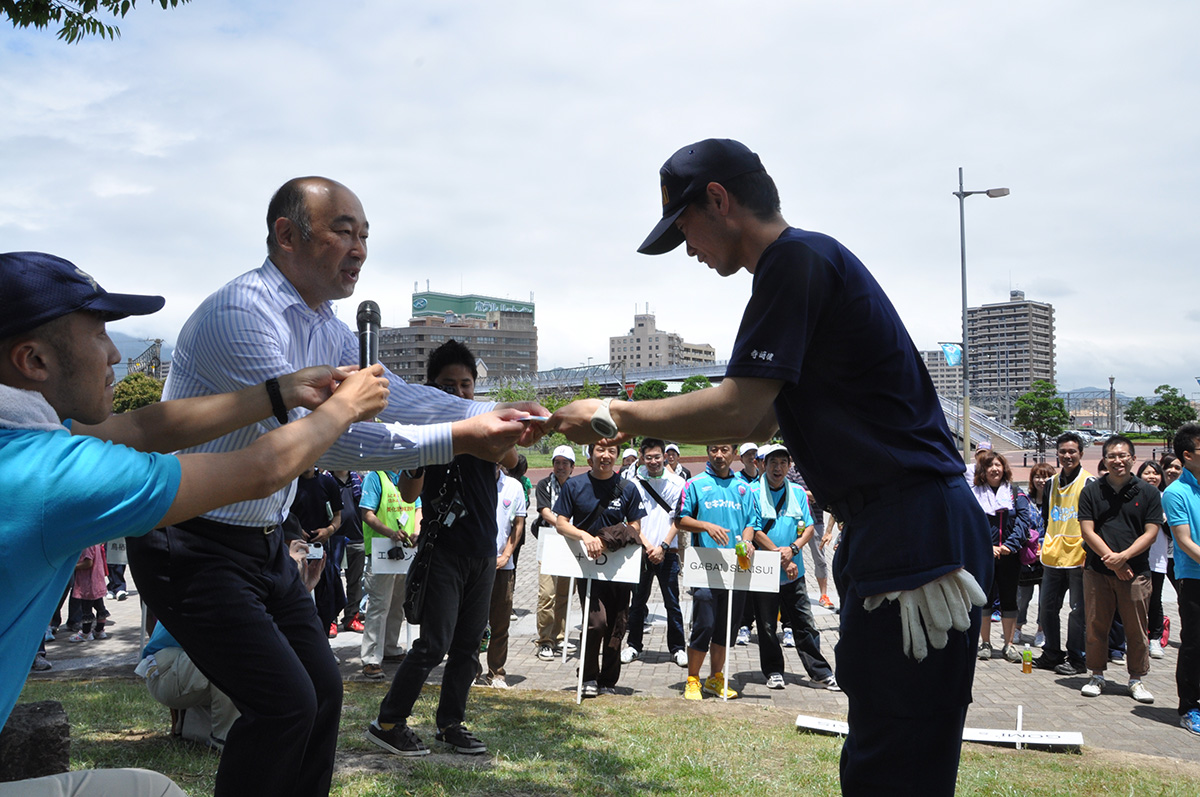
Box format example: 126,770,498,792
679,465,754,549
724,227,965,507
0,426,181,728
1164,468,1200,581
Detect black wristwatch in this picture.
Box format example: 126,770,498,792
789,543,800,557
660,541,670,553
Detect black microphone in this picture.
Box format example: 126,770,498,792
357,300,380,368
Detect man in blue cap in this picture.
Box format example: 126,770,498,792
0,251,388,796
550,140,993,795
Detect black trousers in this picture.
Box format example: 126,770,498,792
576,579,633,687
753,576,834,680
127,520,342,797
377,548,494,730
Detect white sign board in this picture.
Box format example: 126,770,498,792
681,547,780,593
369,537,417,575
793,715,1084,751
540,531,643,584
106,538,128,565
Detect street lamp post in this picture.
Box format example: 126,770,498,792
954,167,1009,463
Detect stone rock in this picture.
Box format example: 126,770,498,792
0,701,70,782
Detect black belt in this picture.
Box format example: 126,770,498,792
829,473,961,524
175,515,279,536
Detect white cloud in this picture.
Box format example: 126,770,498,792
5,0,1200,398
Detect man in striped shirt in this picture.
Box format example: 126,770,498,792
127,177,546,797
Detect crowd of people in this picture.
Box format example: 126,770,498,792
6,140,1200,797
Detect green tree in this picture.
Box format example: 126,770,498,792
1123,396,1149,433
1146,385,1198,445
1013,380,1070,455
3,0,190,43
112,371,162,413
680,375,712,394
632,380,669,402
490,380,536,404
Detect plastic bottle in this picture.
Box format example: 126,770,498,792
480,624,491,652
734,540,751,571
1021,643,1032,674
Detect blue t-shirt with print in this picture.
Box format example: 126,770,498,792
553,473,646,532
679,466,754,550
1,427,181,728
749,479,814,583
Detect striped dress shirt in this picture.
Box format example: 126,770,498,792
164,258,493,527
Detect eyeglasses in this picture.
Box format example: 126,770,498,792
1104,453,1133,462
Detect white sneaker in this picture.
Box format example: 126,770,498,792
582,680,599,697
821,676,841,692
782,628,795,648
1081,675,1104,697
766,672,785,690
537,643,555,661
736,626,750,646
1129,680,1154,704
1034,630,1046,648
1150,640,1164,659
619,646,639,664
673,649,689,668
490,675,510,690
1011,628,1023,646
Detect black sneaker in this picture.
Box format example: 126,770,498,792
1054,660,1087,676
365,721,430,757
435,723,487,755
1031,654,1063,672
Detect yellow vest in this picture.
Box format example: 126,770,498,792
1040,469,1092,568
364,471,418,557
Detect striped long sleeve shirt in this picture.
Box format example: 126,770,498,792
163,258,493,526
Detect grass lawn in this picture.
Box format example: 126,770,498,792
16,678,1200,796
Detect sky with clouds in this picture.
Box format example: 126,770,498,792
3,1,1198,398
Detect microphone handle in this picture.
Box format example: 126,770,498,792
359,327,379,368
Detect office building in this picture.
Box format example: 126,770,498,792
966,290,1055,422
920,350,963,398
609,313,715,371
378,291,537,383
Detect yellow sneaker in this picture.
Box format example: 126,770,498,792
684,676,703,700
703,672,738,699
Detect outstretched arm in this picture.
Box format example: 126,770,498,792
549,376,781,444
157,366,389,528
74,366,349,453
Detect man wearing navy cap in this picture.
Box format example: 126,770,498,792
550,140,993,795
0,251,388,796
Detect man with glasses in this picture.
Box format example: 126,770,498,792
1033,431,1095,674
1076,435,1161,703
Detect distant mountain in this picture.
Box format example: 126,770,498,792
111,331,173,378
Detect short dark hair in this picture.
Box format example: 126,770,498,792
694,169,781,222
508,454,528,479
1137,460,1164,490
640,437,666,456
1102,434,1135,458
266,177,319,255
1174,422,1200,460
426,339,477,383
1056,431,1085,452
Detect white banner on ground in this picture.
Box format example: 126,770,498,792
106,538,128,565
680,547,780,593
369,538,417,575
793,715,1084,750
539,531,643,584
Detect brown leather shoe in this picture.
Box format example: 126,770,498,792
362,663,385,679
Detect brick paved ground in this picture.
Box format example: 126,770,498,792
38,540,1197,763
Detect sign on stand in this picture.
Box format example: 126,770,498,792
539,531,644,702
681,547,781,701
369,537,418,575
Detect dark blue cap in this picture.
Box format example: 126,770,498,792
0,252,164,338
637,139,765,255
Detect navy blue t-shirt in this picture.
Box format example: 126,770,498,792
421,454,497,559
724,227,964,506
553,473,646,533
289,470,343,534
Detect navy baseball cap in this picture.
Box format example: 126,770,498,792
0,251,165,339
637,138,765,255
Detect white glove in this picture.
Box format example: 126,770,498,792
862,568,988,661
